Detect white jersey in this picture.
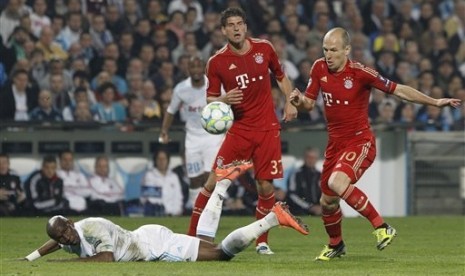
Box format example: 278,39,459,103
61,217,200,262
167,76,210,137
88,175,124,203
57,169,92,212
166,76,224,177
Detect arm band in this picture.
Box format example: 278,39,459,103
25,250,41,261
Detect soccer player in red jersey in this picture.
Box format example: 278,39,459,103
187,7,298,255
290,27,462,261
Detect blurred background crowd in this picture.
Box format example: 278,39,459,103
0,0,464,217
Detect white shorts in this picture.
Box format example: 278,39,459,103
185,133,224,178
134,225,200,262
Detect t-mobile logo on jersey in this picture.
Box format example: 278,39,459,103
236,73,264,89
322,91,349,106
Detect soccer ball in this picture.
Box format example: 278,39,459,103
200,101,234,135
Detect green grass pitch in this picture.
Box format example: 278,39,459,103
1,216,464,275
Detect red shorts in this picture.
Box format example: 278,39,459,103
213,128,283,180
320,133,376,196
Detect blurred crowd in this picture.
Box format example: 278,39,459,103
0,0,463,131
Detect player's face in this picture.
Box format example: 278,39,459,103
188,59,204,82
55,223,80,245
322,34,349,72
222,16,247,45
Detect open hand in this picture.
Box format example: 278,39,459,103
437,98,462,108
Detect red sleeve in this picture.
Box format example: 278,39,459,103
359,65,397,94
304,60,322,100
206,57,222,97
266,42,285,81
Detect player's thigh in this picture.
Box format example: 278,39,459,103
320,137,376,196
334,137,376,183
185,146,204,178
213,128,254,168
201,135,224,172
253,129,283,180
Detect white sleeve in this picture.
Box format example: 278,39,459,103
166,84,183,115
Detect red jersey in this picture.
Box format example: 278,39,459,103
206,38,285,131
305,58,397,138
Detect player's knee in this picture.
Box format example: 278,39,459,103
320,197,338,211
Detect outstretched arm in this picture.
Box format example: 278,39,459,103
48,251,115,262
276,75,298,122
393,84,462,108
24,239,61,261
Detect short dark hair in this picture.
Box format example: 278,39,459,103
220,7,246,27
42,155,57,165
97,82,117,95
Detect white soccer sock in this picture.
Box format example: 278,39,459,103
196,179,231,238
185,187,202,210
220,212,279,257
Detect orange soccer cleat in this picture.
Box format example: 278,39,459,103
215,160,253,182
271,202,309,235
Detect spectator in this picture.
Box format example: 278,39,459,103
56,12,83,51
132,19,153,55
286,24,310,65
0,69,38,121
29,0,51,39
375,98,397,125
7,26,33,62
126,73,144,98
71,70,97,105
24,155,68,216
168,0,203,26
73,101,98,122
287,147,322,216
38,57,73,92
35,26,68,62
140,79,162,121
200,28,224,62
121,0,141,31
89,14,114,56
105,4,126,40
396,102,417,131
0,0,23,45
62,87,98,122
146,0,169,27
87,155,125,216
91,57,128,95
138,43,158,77
29,89,63,122
0,153,25,216
124,97,154,126
95,82,127,122
48,73,71,112
57,150,92,214
417,105,451,131
194,11,219,49
141,148,183,216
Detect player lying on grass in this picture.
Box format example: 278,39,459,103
23,161,309,262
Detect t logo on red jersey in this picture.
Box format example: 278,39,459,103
236,73,265,89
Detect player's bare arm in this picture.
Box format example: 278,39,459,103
207,87,243,105
159,112,175,144
24,239,61,261
394,84,462,108
48,251,115,262
290,88,316,111
276,75,297,122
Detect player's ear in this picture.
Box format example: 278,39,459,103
345,45,351,56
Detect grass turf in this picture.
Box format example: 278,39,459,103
1,216,464,275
